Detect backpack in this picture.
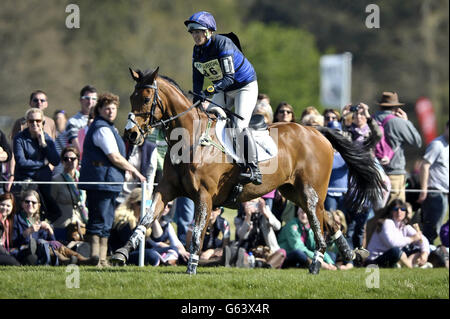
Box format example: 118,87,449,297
374,114,396,164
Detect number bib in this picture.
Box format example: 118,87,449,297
194,59,223,82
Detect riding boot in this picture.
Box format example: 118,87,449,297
239,128,262,185
98,237,111,268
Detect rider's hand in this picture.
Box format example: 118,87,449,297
200,85,216,101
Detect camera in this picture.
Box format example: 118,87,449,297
350,105,359,112
251,211,260,223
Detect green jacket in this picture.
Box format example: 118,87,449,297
277,218,334,265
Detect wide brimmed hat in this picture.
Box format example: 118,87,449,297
377,91,405,107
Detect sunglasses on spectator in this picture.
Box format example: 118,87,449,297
32,98,47,103
24,200,38,205
278,110,292,114
81,96,97,101
27,119,43,124
392,206,406,212
63,156,78,162
325,115,337,120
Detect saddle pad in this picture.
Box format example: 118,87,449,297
215,119,278,163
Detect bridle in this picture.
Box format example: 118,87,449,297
126,79,201,141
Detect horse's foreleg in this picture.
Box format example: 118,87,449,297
111,192,165,266
186,194,211,275
304,186,327,275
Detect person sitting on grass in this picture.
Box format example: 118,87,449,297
277,206,337,270
366,199,431,268
11,189,98,266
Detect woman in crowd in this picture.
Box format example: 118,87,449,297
12,189,98,266
278,206,336,270
51,146,88,243
79,92,146,267
0,192,20,265
366,199,431,268
299,106,320,123
12,108,60,221
273,102,296,123
322,108,341,127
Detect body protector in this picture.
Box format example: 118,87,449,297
192,35,256,101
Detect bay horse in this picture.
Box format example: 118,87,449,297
111,67,384,274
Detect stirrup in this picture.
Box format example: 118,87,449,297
239,165,262,185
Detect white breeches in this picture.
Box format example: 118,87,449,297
210,80,258,129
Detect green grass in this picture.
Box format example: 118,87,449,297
1,266,448,299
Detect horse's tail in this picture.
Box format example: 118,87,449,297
316,126,386,212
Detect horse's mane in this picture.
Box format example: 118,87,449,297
138,69,188,98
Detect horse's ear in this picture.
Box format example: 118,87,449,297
129,68,141,82
151,67,159,81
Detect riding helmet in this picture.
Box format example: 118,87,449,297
184,11,217,32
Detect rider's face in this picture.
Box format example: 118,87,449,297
191,30,208,46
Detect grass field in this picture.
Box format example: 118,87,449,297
1,265,448,299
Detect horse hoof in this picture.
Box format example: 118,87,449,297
110,248,128,266
186,265,197,275
186,269,197,275
309,262,321,275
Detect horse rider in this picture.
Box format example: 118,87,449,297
184,11,262,185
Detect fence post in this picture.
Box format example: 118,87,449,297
139,182,147,267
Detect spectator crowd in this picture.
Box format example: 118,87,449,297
0,88,448,271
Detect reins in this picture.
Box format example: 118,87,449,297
128,79,204,144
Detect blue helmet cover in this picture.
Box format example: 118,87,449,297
184,11,217,31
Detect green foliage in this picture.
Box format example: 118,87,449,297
241,22,321,116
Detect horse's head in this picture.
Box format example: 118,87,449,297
125,67,164,145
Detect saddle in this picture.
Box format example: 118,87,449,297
214,114,277,164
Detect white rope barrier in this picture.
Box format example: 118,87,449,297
0,180,445,193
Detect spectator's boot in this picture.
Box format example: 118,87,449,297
53,250,76,266
98,237,111,268
59,245,99,266
89,234,100,266
239,128,262,185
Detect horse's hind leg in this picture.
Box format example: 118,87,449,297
323,210,354,262
186,190,212,275
301,185,329,274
